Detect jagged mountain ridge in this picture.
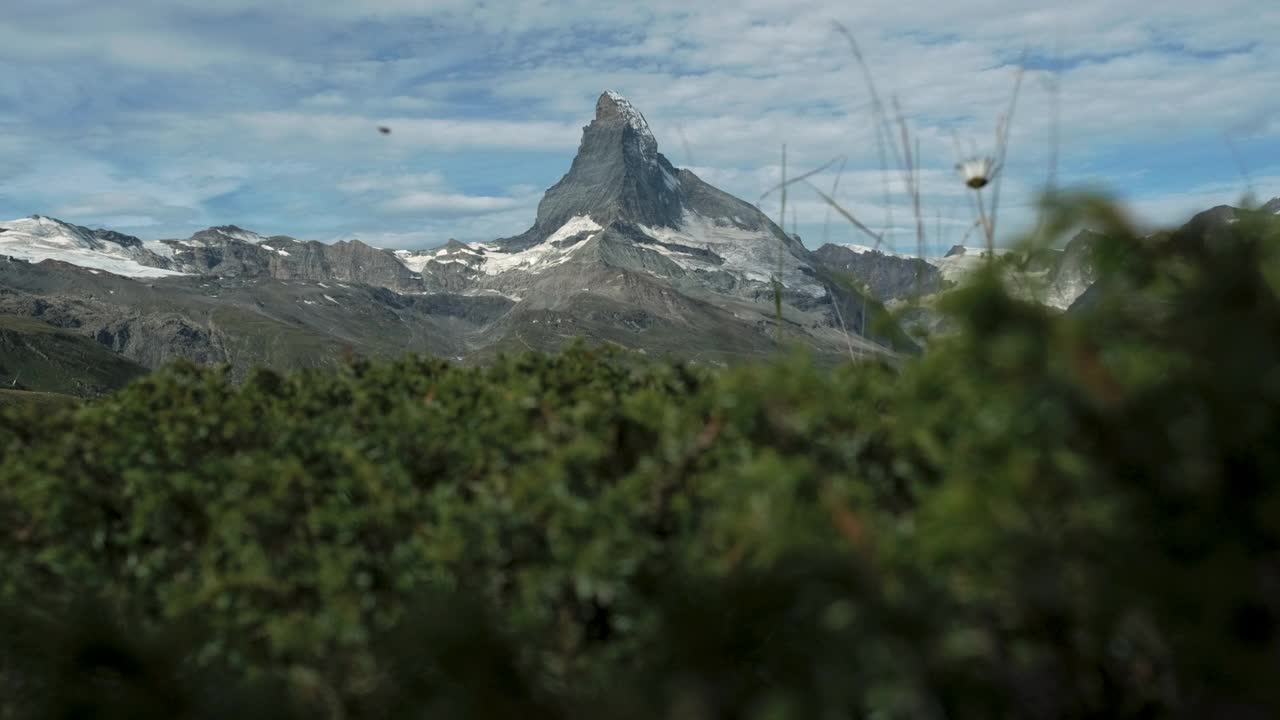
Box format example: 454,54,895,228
1067,200,1280,315
2,95,843,312
809,238,1097,312
812,194,1280,313
813,244,943,302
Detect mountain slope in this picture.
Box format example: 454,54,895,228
813,244,943,302
809,230,1103,334
0,312,147,397
1068,199,1280,315
0,258,507,379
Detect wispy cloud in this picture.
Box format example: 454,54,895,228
0,0,1275,249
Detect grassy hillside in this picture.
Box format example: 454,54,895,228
0,387,79,412
0,196,1277,718
0,313,146,396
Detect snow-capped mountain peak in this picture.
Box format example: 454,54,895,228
198,225,271,244
0,215,184,277
597,90,656,147
5,215,106,248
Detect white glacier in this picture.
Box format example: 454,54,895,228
0,216,187,278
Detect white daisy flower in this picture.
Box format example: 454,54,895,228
957,156,997,189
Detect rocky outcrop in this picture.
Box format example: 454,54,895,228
1042,230,1102,310
499,91,685,251
812,245,942,302
166,233,427,293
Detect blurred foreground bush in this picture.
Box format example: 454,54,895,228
1,195,1278,719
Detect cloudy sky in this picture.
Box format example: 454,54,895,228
1,0,1277,254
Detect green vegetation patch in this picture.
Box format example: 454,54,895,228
0,313,147,397
1,196,1279,718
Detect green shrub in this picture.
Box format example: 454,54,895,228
1,196,1278,719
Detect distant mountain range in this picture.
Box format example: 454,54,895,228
0,92,914,395
2,90,1276,398
814,195,1279,339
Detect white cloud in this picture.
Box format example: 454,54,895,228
1121,173,1280,228
0,0,1275,247
0,22,280,72
224,112,581,152
335,169,541,221
336,171,448,194
381,191,535,215
300,91,350,108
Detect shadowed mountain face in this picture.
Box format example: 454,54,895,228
0,91,912,378
1068,200,1280,315
812,245,943,302
808,235,1102,312
501,91,685,251
808,197,1279,344
0,312,146,397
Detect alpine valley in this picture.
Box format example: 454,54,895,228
1,91,1275,398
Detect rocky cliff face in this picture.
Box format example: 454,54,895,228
1042,230,1102,310
812,245,942,302
810,230,1103,316
0,256,505,379
163,230,428,293
500,91,685,251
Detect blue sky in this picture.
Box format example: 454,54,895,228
1,0,1277,253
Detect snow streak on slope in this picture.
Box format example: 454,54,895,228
638,213,827,297
837,243,916,259
394,244,484,273
208,226,271,244
601,90,655,145
0,216,185,278
143,240,176,258
390,217,602,276
474,215,602,275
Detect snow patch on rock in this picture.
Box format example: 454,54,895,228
210,226,270,244
601,90,654,144
639,212,827,297
478,215,601,275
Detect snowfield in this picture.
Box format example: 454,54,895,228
0,216,186,278
474,215,602,275
638,213,829,298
